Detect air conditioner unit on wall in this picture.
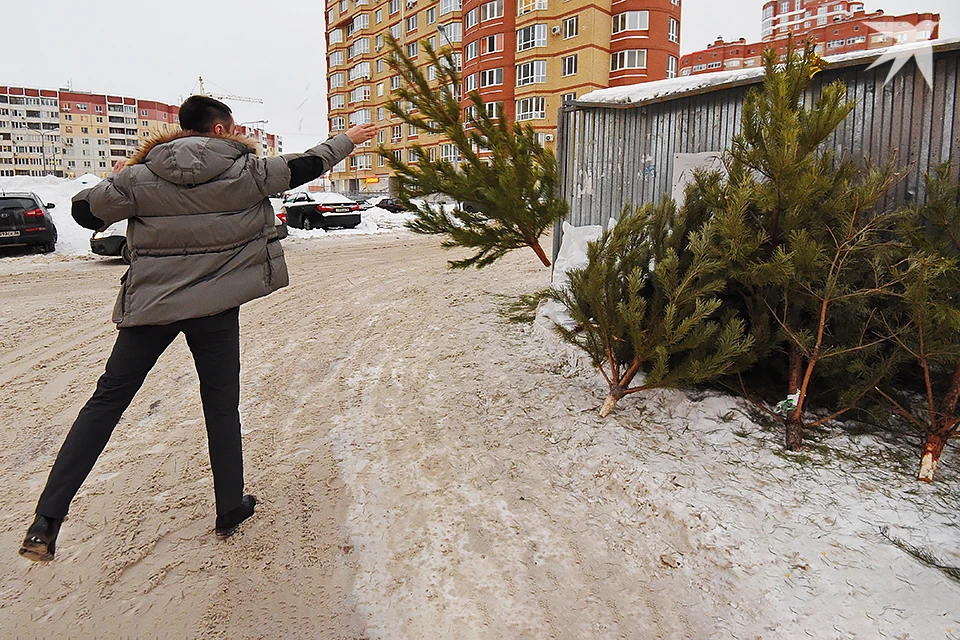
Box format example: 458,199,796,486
544,133,554,141
551,25,561,35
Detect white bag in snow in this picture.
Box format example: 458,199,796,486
540,220,614,330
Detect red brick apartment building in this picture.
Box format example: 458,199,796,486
680,0,939,76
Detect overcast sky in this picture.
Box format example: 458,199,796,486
2,0,956,154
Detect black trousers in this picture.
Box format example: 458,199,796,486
36,307,244,519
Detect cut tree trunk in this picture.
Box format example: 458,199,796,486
788,346,802,394
530,241,551,268
599,386,626,418
918,431,948,482
785,416,804,451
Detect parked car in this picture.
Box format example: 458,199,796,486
361,196,406,213
0,192,58,253
281,192,361,230
91,211,287,264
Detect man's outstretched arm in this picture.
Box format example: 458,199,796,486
253,124,378,196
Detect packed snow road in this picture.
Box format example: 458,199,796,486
0,234,957,639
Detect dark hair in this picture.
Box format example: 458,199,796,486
179,95,233,133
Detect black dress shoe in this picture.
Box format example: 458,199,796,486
19,515,63,562
215,495,257,537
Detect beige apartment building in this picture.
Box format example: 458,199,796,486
325,0,682,192
1,85,281,179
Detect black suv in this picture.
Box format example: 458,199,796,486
0,192,57,254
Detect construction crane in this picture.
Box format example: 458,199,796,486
196,76,263,104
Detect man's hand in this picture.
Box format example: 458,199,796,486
344,123,377,145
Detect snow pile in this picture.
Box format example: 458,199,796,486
580,37,960,107
539,220,607,330
579,67,766,106
0,174,103,256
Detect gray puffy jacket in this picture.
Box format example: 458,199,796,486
74,132,354,327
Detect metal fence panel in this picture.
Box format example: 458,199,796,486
556,42,960,257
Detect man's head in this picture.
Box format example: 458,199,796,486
179,95,234,136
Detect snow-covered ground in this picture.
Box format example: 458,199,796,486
0,175,414,258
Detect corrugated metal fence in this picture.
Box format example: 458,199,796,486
555,40,960,258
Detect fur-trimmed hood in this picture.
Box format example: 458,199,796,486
128,130,260,187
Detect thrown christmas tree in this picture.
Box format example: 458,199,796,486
378,37,566,269
698,39,898,450
879,163,960,481
552,199,753,417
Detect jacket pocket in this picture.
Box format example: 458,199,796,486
266,238,289,291
112,270,129,324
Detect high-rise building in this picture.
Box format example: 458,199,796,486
0,86,61,178
1,85,282,179
680,1,939,77
325,0,682,192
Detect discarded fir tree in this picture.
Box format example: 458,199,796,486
552,199,754,417
696,39,899,450
878,162,960,481
378,37,566,269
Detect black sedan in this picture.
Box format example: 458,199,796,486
0,192,57,254
281,192,361,230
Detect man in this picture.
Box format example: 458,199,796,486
19,95,376,561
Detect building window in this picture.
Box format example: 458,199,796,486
464,73,478,91
349,62,372,81
515,96,545,120
668,18,679,43
349,86,371,103
378,107,385,120
330,94,346,110
349,38,371,58
612,11,648,34
483,33,504,53
611,49,647,71
407,14,418,30
667,55,678,78
407,42,419,57
390,22,403,38
517,0,547,15
331,116,346,130
516,24,547,51
707,61,722,69
465,8,478,28
465,40,479,60
391,75,402,89
390,0,400,13
439,0,460,16
481,0,504,20
349,109,372,125
330,51,344,67
516,60,547,85
440,22,462,42
561,92,576,102
427,7,436,23
561,54,578,77
440,143,460,163
330,29,344,44
563,15,579,38
377,59,385,73
479,68,503,87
